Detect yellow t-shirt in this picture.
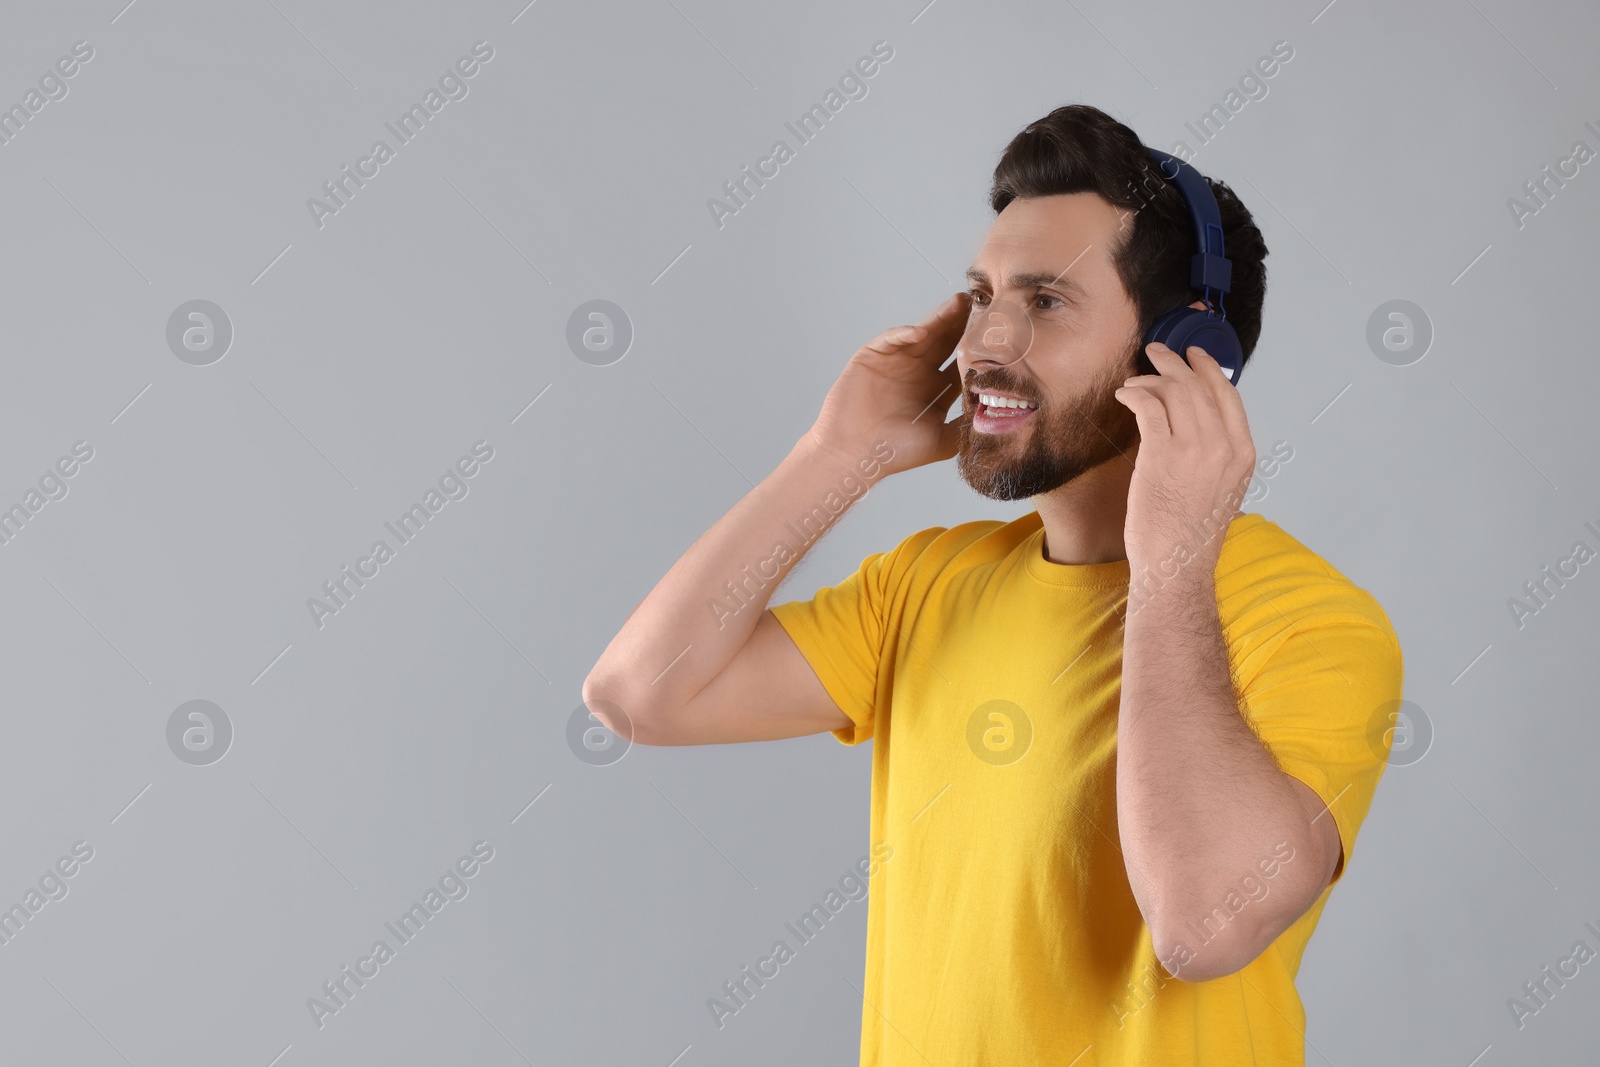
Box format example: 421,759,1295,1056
769,510,1403,1067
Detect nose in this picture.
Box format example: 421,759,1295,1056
959,294,1035,367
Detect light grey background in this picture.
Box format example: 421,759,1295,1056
0,0,1595,1064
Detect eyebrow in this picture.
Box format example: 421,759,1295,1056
964,267,1089,305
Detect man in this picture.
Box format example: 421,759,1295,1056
583,104,1403,1065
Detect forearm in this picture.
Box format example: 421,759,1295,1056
585,431,888,719
1114,567,1315,970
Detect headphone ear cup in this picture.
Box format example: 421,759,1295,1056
1145,308,1244,385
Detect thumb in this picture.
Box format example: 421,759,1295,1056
934,360,966,459
936,396,965,460
936,412,963,461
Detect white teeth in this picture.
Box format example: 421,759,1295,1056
978,393,1036,410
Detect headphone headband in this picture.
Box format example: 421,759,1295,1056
1139,147,1245,385
1145,147,1232,298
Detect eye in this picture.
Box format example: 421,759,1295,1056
966,288,989,308
1033,293,1064,311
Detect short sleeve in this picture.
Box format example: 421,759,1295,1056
768,527,944,746
1237,617,1404,887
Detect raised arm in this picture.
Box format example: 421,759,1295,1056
581,292,970,746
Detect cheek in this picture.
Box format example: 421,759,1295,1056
1035,323,1111,368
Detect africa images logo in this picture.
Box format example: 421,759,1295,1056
706,40,894,230
306,41,495,230
707,843,892,1030
306,840,495,1030
306,440,495,630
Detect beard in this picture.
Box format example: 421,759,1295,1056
955,352,1140,501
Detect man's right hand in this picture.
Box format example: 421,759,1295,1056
806,291,971,477
583,292,973,747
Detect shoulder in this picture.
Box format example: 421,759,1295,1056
1216,513,1402,658
879,512,1041,579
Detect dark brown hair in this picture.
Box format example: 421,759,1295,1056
988,104,1269,375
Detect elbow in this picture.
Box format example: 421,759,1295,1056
1156,945,1251,984
1148,908,1268,984
580,672,671,747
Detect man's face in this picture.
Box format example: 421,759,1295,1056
953,193,1143,501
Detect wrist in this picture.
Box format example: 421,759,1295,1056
1127,553,1216,588
1124,551,1217,620
795,428,896,485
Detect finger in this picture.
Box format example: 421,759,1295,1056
1138,345,1198,440
1182,349,1253,509
868,293,969,358
1186,346,1253,451
942,352,964,401
1114,383,1171,440
860,325,929,356
1179,348,1226,439
1145,340,1199,379
1135,347,1230,454
918,290,970,329
918,292,972,361
913,362,965,430
937,373,966,457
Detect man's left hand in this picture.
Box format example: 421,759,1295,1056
1114,343,1257,575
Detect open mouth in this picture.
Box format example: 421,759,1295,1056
971,391,1037,434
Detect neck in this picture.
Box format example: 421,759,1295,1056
1031,439,1139,565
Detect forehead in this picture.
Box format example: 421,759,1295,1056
969,193,1127,290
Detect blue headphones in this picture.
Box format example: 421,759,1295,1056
1141,147,1244,385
